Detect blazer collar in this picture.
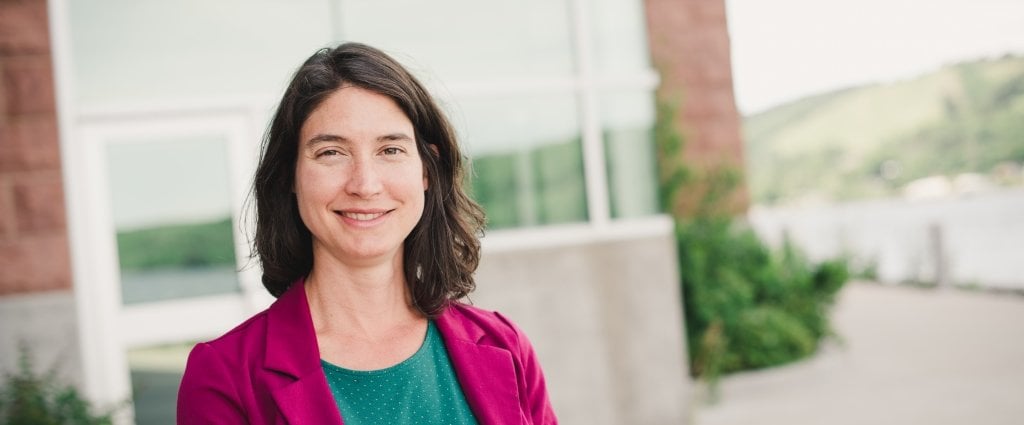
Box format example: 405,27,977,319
436,305,525,425
264,279,345,424
262,283,522,425
265,279,320,378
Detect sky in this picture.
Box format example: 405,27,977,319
725,0,1024,115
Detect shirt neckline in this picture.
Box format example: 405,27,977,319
320,320,435,376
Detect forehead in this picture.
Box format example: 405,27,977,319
300,86,413,139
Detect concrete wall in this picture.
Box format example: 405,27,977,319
0,291,81,386
0,0,80,384
473,222,690,425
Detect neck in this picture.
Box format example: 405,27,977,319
304,251,421,339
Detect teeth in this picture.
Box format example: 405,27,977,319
342,211,385,221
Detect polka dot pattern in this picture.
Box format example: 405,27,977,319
322,321,479,425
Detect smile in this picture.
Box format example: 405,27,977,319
337,210,390,221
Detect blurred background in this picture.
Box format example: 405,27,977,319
0,0,1021,424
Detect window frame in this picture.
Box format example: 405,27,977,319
49,0,662,418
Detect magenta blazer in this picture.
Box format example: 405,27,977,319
177,282,557,424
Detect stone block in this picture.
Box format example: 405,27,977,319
474,228,689,425
0,234,71,295
0,115,61,172
13,172,65,234
0,290,82,391
0,0,51,55
2,55,55,115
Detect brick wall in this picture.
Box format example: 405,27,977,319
644,0,750,214
0,0,72,295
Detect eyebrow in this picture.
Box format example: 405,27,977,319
304,132,414,147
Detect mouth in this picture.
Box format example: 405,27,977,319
336,210,392,221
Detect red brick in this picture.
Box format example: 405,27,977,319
696,0,729,22
2,55,55,115
0,115,60,172
645,0,748,213
0,0,51,55
0,178,13,239
13,172,65,234
0,233,71,295
0,63,6,120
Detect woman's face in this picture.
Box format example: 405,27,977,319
294,86,427,267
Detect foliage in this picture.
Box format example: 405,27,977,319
654,96,850,393
0,346,114,425
116,217,236,270
745,55,1024,204
675,216,848,378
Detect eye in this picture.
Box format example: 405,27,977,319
315,148,342,158
382,146,404,156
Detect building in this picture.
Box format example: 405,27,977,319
0,0,744,423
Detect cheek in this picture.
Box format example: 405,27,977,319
293,166,334,210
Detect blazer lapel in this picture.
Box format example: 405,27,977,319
264,281,345,424
437,308,525,425
271,374,343,424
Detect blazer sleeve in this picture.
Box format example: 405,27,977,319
496,312,558,425
177,343,248,425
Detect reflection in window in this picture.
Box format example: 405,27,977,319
590,0,651,77
106,137,239,304
339,0,574,82
128,343,191,424
70,0,330,106
455,95,587,228
602,90,659,219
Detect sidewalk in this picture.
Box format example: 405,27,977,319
694,282,1024,425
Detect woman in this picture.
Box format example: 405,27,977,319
177,43,557,425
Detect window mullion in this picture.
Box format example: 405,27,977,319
569,0,611,228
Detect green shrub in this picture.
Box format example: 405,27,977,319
654,96,850,389
0,346,114,425
676,217,848,379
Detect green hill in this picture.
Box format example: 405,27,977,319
744,54,1024,204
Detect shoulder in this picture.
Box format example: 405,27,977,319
201,309,271,354
437,302,530,352
195,281,307,356
182,308,271,381
178,310,271,421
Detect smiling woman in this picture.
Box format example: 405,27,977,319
176,43,558,425
294,86,428,272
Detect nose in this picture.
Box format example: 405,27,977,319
344,157,383,198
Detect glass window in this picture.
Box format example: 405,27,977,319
105,136,240,304
590,0,651,77
128,343,190,424
338,0,575,82
70,0,331,106
454,94,587,228
601,90,659,219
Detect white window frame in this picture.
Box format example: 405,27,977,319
48,0,663,422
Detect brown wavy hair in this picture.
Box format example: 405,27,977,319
250,42,485,316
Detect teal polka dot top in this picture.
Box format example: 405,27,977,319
321,320,479,425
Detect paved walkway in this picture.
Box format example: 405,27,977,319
694,282,1024,425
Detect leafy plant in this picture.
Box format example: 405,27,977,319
0,345,114,425
654,95,850,395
